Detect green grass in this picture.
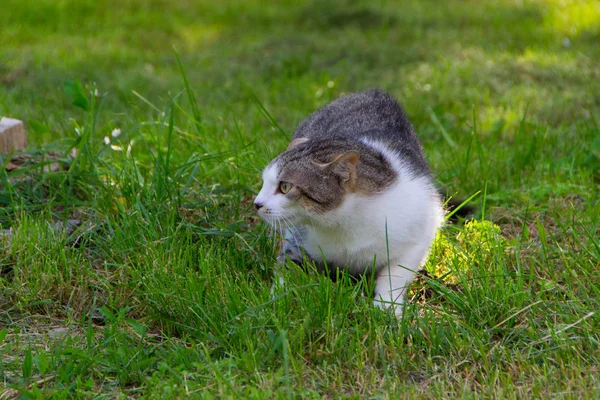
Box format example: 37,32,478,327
1,0,599,397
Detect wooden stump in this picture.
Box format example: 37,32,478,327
0,117,28,153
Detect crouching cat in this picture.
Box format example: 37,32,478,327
254,89,444,317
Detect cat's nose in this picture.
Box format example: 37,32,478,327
254,201,264,211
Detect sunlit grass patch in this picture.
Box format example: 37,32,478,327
542,0,600,37
426,220,508,285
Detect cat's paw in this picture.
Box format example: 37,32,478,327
373,296,404,318
270,275,286,299
278,246,303,266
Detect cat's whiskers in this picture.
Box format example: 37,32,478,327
274,216,282,236
279,215,291,234
268,217,280,249
281,215,302,250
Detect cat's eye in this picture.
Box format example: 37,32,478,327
279,181,293,194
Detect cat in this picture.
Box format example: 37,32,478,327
254,89,444,317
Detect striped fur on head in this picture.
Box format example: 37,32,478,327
270,137,397,214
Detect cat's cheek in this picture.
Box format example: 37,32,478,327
271,195,290,211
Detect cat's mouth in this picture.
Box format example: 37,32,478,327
257,209,302,234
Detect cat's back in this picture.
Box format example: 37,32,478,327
293,89,430,177
294,89,414,138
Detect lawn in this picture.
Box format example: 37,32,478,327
1,0,599,398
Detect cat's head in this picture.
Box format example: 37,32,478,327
254,138,360,228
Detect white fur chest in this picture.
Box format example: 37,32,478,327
301,172,441,275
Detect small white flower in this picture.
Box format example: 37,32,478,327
424,84,431,91
94,88,99,97
111,128,121,138
110,145,123,151
327,80,335,88
104,136,111,145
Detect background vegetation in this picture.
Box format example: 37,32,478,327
1,0,599,397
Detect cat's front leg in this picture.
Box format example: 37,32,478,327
373,262,417,318
272,226,306,294
272,250,293,296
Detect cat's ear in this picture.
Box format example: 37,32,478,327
314,151,360,183
287,138,309,150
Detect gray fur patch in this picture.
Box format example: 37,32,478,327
293,88,431,178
